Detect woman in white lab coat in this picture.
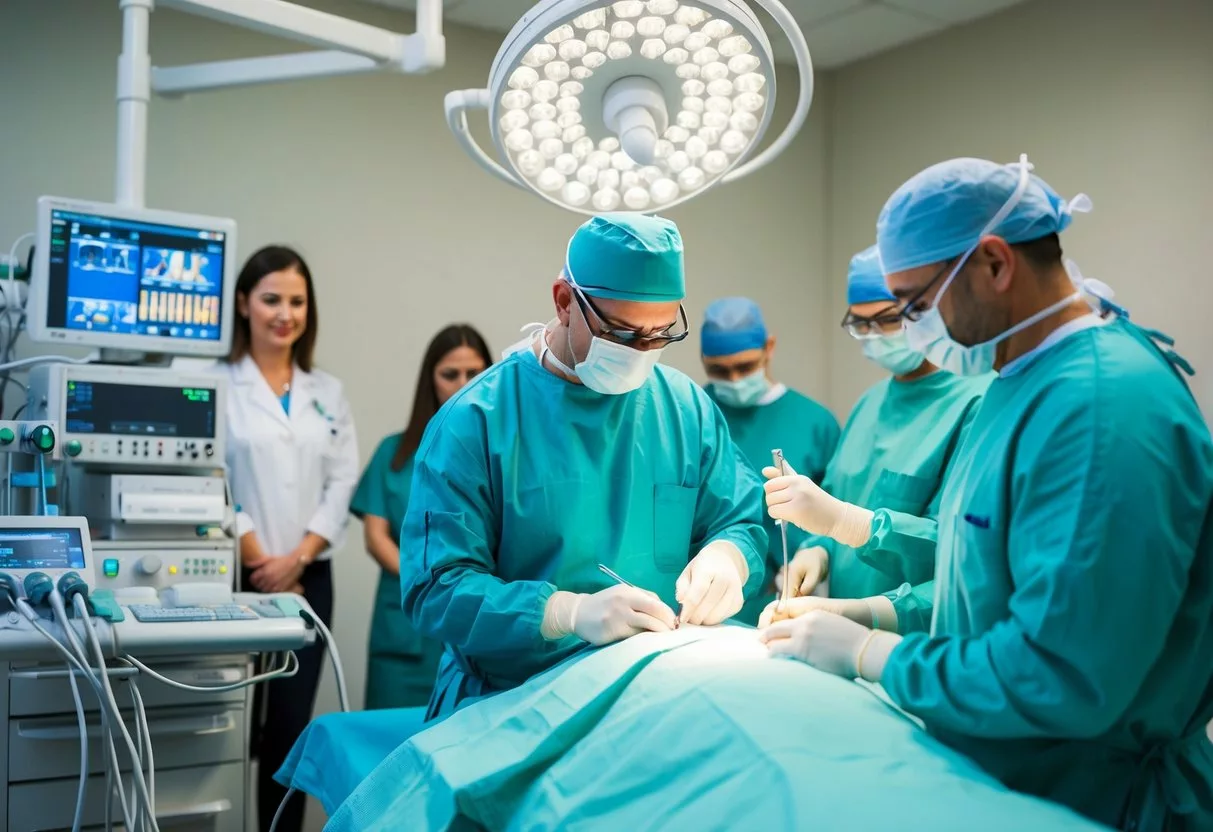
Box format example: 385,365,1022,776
218,245,359,832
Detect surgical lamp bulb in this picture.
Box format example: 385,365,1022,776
607,41,633,60
559,39,589,61
682,79,706,96
734,92,764,112
664,125,690,144
572,66,593,80
562,181,592,206
663,24,690,44
546,24,575,43
718,35,752,56
653,139,675,159
611,20,636,39
678,166,706,190
703,110,729,129
530,101,557,120
583,51,608,68
697,126,721,145
663,47,690,65
540,137,565,159
621,170,641,190
684,32,710,52
506,128,535,152
729,111,758,133
624,186,652,209
537,168,567,192
509,66,539,90
637,16,666,37
702,61,730,82
577,164,600,185
534,80,560,101
573,136,596,158
500,110,529,133
685,136,708,159
597,168,621,190
720,129,748,154
735,72,766,93
675,62,701,79
682,96,705,114
593,188,622,211
693,46,720,65
563,124,588,143
555,153,579,175
557,93,579,114
702,19,734,39
533,119,560,140
676,110,701,130
707,78,734,97
702,149,729,173
611,151,637,170
728,53,760,74
502,90,531,110
545,60,571,81
667,149,691,172
587,29,610,50
675,6,708,26
651,178,680,203
574,10,607,28
518,149,546,176
640,38,667,59
706,95,732,114
588,149,612,169
557,111,583,129
560,81,584,96
613,0,644,17
524,44,557,66
647,0,678,13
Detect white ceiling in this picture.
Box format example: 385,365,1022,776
365,0,1031,68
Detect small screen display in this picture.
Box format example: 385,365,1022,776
0,528,87,570
65,380,217,438
45,208,227,343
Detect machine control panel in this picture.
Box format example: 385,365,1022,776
28,363,225,469
91,541,234,591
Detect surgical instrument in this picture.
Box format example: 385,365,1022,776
772,449,790,614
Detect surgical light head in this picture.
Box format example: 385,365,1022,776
446,0,814,215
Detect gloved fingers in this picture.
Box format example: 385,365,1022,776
762,477,798,502
758,619,799,643
674,563,693,604
761,461,799,480
626,608,675,635
682,571,727,625
628,588,678,630
677,564,711,620
699,585,742,625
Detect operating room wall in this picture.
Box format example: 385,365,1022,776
825,0,1213,415
0,0,831,801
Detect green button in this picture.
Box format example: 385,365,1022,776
66,440,82,457
30,425,55,453
0,427,13,445
103,558,120,578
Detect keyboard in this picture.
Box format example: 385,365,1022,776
128,604,259,623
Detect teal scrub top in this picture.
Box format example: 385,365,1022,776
807,370,991,633
707,387,841,624
349,434,442,710
883,321,1213,831
401,348,768,719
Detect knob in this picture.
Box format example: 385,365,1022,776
0,427,13,445
65,440,82,457
27,425,55,454
204,444,214,457
137,555,163,576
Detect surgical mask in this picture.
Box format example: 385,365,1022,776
539,323,664,396
861,332,925,376
712,369,769,408
904,155,1090,377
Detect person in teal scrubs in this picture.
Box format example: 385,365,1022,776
699,297,840,624
759,245,989,634
401,214,767,720
350,324,492,710
761,156,1213,831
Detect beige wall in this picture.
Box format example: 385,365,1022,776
0,0,830,805
826,0,1213,414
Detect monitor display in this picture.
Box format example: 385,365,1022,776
0,528,87,571
30,197,237,357
65,379,218,439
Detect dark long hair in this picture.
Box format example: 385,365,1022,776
225,245,319,371
392,324,493,471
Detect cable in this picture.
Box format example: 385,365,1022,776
130,681,155,827
73,594,161,832
0,354,91,373
268,787,298,832
37,453,49,516
119,651,299,692
64,655,89,832
300,609,349,713
224,473,242,593
5,232,33,333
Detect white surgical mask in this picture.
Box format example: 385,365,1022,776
713,369,769,408
903,155,1091,377
861,332,925,376
538,318,665,396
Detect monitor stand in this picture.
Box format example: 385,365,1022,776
96,349,172,367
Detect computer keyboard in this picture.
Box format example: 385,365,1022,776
128,604,259,623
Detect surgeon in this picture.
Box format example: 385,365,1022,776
402,214,767,720
760,155,1213,831
760,246,989,635
699,297,840,623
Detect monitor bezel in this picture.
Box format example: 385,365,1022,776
28,196,238,358
0,515,94,573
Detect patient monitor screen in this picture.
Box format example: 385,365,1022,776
44,208,227,343
0,528,87,571
65,380,217,438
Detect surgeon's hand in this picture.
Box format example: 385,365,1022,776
756,595,866,627
542,586,677,646
774,546,830,598
676,540,749,625
760,611,877,679
763,463,875,547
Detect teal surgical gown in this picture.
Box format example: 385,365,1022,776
808,370,990,633
707,386,840,624
882,320,1213,831
349,435,443,710
401,348,768,719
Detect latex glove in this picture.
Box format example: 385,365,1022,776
763,463,875,547
758,595,870,628
774,546,829,598
760,610,875,678
676,540,748,625
542,586,677,645
249,554,305,594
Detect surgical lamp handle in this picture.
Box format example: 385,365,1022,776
722,0,815,185
443,89,526,190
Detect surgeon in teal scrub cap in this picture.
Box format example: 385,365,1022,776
699,297,840,624
760,246,989,635
402,214,767,719
761,156,1213,832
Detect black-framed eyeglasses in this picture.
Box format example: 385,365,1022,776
572,286,690,346
840,303,904,340
898,258,959,324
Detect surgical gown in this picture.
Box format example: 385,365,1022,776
349,434,443,710
807,370,989,632
707,386,841,624
882,320,1213,831
402,348,767,719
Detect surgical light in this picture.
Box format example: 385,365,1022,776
446,0,814,215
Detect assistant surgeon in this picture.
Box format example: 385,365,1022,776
761,246,989,634
699,297,839,623
762,155,1213,831
400,214,767,719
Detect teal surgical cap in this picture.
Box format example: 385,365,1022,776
701,297,767,357
876,156,1090,275
846,245,893,305
566,213,686,303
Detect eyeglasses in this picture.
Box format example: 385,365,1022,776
840,304,904,340
898,258,959,324
572,286,690,346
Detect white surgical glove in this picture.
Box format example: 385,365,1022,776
541,585,677,645
760,610,900,681
774,545,830,598
762,463,874,547
676,540,749,626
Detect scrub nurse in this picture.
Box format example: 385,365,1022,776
351,324,492,710
402,214,767,720
220,245,360,832
760,246,989,635
699,297,840,623
761,155,1213,831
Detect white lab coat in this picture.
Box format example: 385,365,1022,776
213,355,360,561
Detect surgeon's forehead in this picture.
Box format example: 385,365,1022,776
885,264,944,299
703,348,765,366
